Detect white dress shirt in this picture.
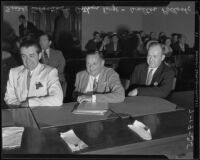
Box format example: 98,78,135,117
85,74,100,102
146,67,158,84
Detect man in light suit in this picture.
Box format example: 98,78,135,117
4,40,63,107
128,42,175,98
73,51,125,103
39,33,67,96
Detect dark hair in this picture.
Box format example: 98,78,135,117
19,15,25,19
39,32,52,41
86,50,104,60
20,40,41,54
93,31,99,37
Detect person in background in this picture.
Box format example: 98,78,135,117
173,34,190,55
18,15,38,39
39,32,67,97
85,31,102,52
106,33,122,57
73,51,125,103
127,42,175,98
99,34,111,55
4,40,63,107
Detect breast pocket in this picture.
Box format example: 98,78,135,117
35,84,48,97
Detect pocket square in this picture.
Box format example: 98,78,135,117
35,82,43,89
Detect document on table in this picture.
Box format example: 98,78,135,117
2,127,24,149
60,129,88,152
72,102,109,115
128,120,152,140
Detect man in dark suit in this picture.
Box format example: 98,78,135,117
18,15,37,38
73,51,125,103
128,42,175,98
39,33,67,96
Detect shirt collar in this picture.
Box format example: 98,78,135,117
27,63,41,76
90,74,100,81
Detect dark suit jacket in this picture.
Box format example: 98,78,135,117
128,62,175,98
85,39,101,51
105,42,122,57
172,42,190,55
44,48,66,82
74,66,125,103
19,21,37,38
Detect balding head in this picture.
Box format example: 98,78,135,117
147,43,165,68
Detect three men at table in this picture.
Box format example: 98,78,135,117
128,42,175,98
73,51,125,103
4,40,63,107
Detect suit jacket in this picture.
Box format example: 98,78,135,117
129,62,175,98
74,67,125,103
105,42,122,56
4,63,63,107
44,48,66,82
172,42,190,55
85,39,101,51
19,21,37,38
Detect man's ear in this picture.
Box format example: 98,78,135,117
38,52,42,60
49,41,52,47
161,54,165,61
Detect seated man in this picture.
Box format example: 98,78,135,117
128,42,175,98
73,51,125,103
4,40,63,107
39,32,67,96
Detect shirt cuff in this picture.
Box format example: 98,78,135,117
92,95,96,102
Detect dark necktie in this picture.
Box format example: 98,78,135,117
93,78,98,93
42,50,49,65
146,69,154,85
27,71,31,90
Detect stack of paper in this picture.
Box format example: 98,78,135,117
2,127,24,149
60,129,88,152
128,120,152,140
72,102,108,115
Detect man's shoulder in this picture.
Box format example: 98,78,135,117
103,66,118,75
162,63,175,74
10,65,24,73
135,63,147,69
76,70,87,77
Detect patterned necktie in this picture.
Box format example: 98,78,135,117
146,68,154,85
42,50,49,65
93,78,98,93
27,71,31,90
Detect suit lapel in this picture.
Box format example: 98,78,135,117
81,71,89,92
17,67,28,100
152,63,164,83
143,64,149,84
28,63,43,97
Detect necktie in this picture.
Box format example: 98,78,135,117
93,78,98,93
42,50,49,65
146,69,154,85
27,71,31,90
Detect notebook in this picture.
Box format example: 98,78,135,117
72,102,109,115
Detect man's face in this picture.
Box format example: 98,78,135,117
112,35,118,43
20,46,41,71
86,53,104,77
39,35,51,50
147,45,165,68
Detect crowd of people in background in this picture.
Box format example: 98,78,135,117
85,30,194,58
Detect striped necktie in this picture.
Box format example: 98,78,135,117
27,71,31,90
42,50,49,65
93,78,98,93
146,68,154,85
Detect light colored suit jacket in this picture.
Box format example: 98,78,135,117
4,63,63,107
74,67,125,103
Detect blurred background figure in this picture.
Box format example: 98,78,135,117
85,31,102,52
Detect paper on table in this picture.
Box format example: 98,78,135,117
60,129,88,152
72,102,109,116
2,127,24,149
128,120,152,140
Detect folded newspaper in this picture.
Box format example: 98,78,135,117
128,120,152,140
72,102,109,115
60,129,88,152
2,127,24,149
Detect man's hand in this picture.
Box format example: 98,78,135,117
20,99,29,107
128,89,138,97
77,95,92,103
